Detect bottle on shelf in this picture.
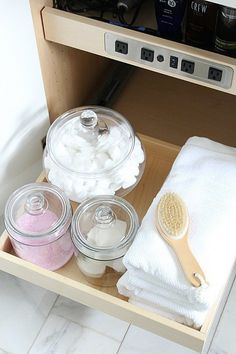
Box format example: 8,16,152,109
155,0,187,41
214,6,236,58
185,0,218,49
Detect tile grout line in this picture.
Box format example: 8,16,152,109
27,293,59,353
116,323,131,354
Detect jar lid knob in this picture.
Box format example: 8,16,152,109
95,205,115,225
25,193,48,215
80,110,98,129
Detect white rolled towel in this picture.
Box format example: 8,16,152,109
117,136,236,327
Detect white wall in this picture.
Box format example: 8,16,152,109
0,0,49,228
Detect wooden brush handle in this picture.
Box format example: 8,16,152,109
168,236,206,287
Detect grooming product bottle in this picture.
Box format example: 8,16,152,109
155,0,187,41
185,0,218,49
214,6,236,57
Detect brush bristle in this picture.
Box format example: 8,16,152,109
157,193,188,239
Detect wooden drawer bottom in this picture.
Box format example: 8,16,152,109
0,135,233,352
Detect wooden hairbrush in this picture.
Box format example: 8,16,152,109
156,192,206,287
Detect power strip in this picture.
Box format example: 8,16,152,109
105,33,234,89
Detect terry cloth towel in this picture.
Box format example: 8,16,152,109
117,136,236,328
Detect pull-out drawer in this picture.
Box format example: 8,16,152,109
1,1,234,352
0,135,234,353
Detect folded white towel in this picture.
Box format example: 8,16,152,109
119,272,208,328
117,137,236,327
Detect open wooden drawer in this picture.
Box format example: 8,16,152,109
0,134,234,353
0,0,235,353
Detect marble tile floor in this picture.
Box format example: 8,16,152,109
0,270,235,354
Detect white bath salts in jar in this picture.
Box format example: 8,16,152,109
43,106,145,203
71,195,139,287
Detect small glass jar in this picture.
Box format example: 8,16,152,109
43,106,145,203
71,195,139,286
4,183,73,271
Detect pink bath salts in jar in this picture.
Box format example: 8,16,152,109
4,183,74,271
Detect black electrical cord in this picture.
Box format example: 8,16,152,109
53,0,150,33
118,1,143,27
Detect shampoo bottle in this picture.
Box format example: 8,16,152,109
215,6,236,57
185,0,218,49
155,0,187,41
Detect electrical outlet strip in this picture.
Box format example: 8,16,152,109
105,33,234,89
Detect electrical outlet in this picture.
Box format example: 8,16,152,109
115,40,128,55
181,60,195,74
208,67,223,82
141,48,154,62
105,33,233,89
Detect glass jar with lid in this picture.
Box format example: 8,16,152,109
71,195,139,286
4,183,73,270
43,106,145,203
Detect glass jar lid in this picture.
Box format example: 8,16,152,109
4,183,72,238
46,106,135,176
71,195,139,260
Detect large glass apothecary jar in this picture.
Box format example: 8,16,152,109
71,195,139,286
4,183,73,271
43,106,145,203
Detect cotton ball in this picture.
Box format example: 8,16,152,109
109,182,122,192
74,189,88,203
122,175,137,189
54,142,69,159
72,179,88,202
63,178,73,195
70,135,91,150
48,169,57,184
84,179,97,190
61,133,74,147
93,187,115,196
95,152,110,167
109,146,123,162
109,172,123,191
60,155,74,169
118,138,128,152
132,138,145,164
97,133,110,151
104,158,115,169
109,126,122,141
44,155,51,169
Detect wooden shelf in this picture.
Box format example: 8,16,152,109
0,135,233,353
41,6,236,95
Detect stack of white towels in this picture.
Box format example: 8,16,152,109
117,137,236,328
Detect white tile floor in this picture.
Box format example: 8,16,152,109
0,270,235,354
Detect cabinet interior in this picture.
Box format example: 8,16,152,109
30,1,236,146
0,1,235,352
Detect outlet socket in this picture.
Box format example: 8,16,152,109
115,40,128,54
181,60,195,74
141,48,154,62
208,67,223,82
